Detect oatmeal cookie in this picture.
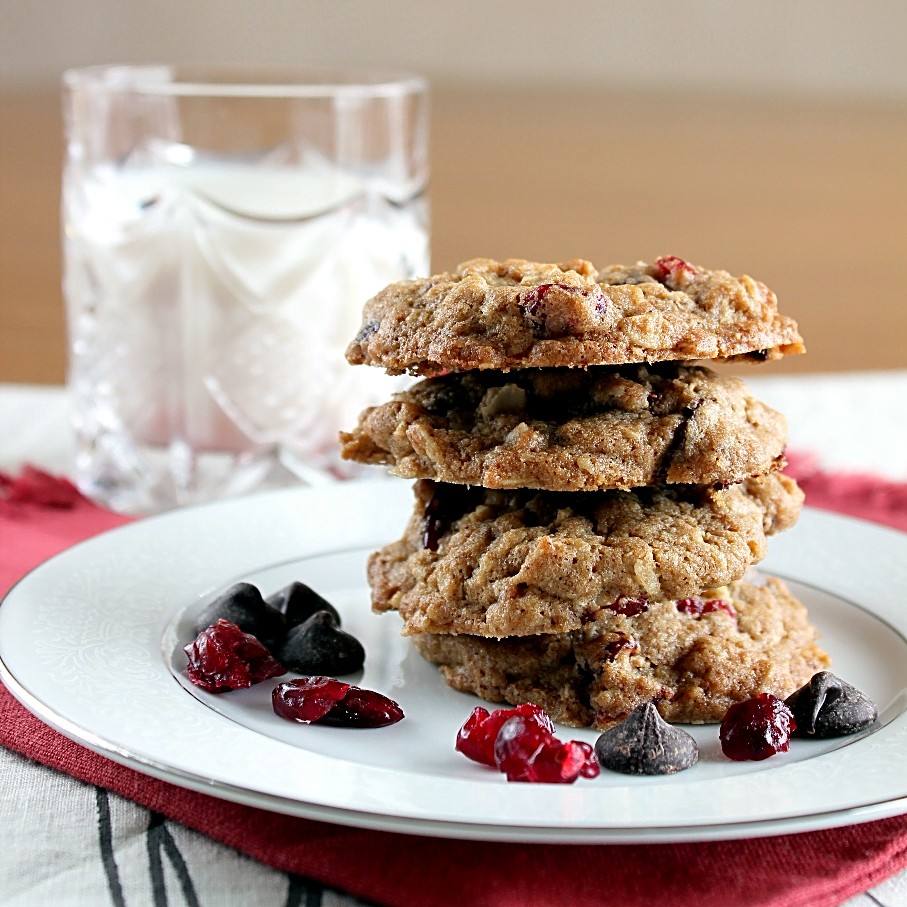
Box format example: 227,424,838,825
413,576,830,729
340,363,787,490
346,257,805,375
369,473,803,637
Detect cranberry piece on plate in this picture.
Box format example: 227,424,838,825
571,740,602,779
719,693,796,761
272,677,404,728
318,685,406,728
493,716,599,783
455,703,554,767
184,619,285,694
456,702,598,782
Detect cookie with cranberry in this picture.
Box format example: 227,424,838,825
368,473,803,638
346,257,804,375
413,576,829,729
340,363,787,491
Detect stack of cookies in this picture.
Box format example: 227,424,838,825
340,256,829,729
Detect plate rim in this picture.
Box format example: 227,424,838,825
2,482,907,844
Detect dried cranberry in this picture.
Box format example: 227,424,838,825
520,283,563,316
184,619,285,693
456,703,598,782
317,685,405,728
675,597,701,615
676,596,736,618
524,738,599,784
522,283,555,302
652,256,698,288
603,632,638,661
519,283,607,335
702,599,736,618
272,677,404,728
493,715,556,781
572,740,601,779
719,693,796,761
608,595,649,616
273,676,350,723
456,703,554,767
493,716,598,783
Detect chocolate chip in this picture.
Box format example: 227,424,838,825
193,582,286,649
594,702,699,775
421,378,476,416
276,611,365,675
421,481,480,551
354,320,379,344
653,398,702,484
785,671,878,738
265,581,341,629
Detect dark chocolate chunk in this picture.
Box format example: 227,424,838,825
193,582,286,648
785,671,878,738
265,581,341,629
420,480,481,551
277,611,365,675
354,320,379,344
594,702,699,775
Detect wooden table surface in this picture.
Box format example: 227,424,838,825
2,86,905,384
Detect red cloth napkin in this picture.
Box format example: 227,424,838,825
2,464,907,907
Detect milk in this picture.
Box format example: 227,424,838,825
63,160,428,511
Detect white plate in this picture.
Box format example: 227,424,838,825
2,481,907,844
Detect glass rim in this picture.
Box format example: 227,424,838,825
62,64,428,99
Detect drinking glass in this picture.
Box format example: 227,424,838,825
62,65,429,513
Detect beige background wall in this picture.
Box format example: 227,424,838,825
2,2,906,383
3,0,907,99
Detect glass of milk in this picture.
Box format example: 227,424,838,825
62,66,429,513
